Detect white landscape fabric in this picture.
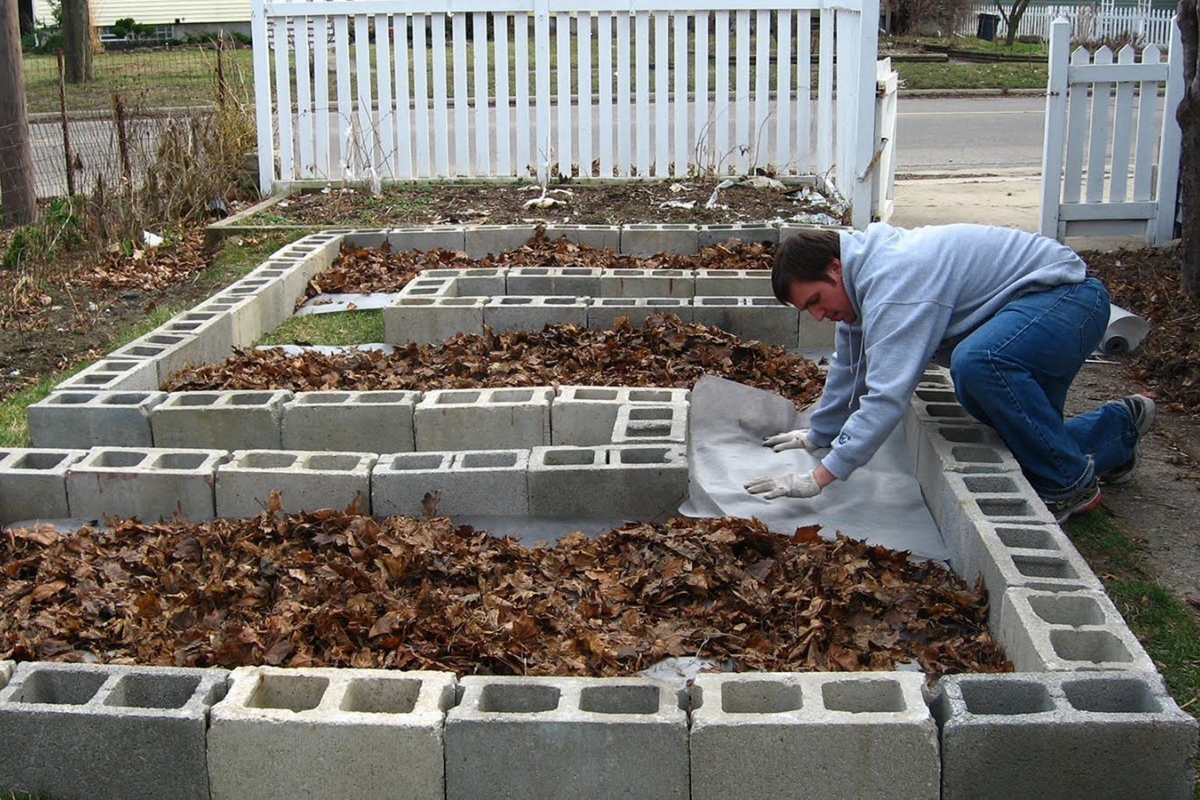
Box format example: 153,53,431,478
680,375,950,563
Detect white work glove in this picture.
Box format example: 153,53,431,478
762,428,825,453
744,471,823,500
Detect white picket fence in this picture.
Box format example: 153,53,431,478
1039,17,1182,243
251,0,885,227
958,1,1176,45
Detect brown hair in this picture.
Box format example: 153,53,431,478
771,230,841,304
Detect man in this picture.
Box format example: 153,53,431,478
744,223,1154,523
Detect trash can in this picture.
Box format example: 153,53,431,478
976,13,1001,41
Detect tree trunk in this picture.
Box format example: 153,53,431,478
0,0,37,227
62,0,92,84
1179,0,1199,297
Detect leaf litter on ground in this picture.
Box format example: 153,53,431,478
0,500,1010,677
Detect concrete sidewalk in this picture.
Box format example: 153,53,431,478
888,169,1151,251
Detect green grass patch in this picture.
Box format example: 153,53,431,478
257,310,384,347
894,60,1048,90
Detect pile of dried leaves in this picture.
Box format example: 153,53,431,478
304,234,774,299
77,229,210,294
163,313,825,406
0,504,1009,676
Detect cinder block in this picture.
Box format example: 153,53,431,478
52,356,160,393
693,269,773,296
620,224,699,256
422,267,507,296
912,420,1021,502
384,225,467,252
27,390,165,448
372,449,529,517
327,228,388,247
692,296,800,346
108,331,210,386
226,273,293,336
208,666,456,800
597,269,695,298
506,267,602,296
465,225,538,259
543,224,622,251
691,672,939,800
528,444,688,520
483,296,589,332
397,276,456,299
932,671,1198,800
611,403,688,444
586,297,694,330
447,676,688,800
151,390,292,450
0,448,86,524
67,447,229,522
551,386,690,446
0,662,228,800
999,588,1156,672
192,293,263,349
282,391,419,452
216,450,377,518
155,308,236,367
697,223,779,248
415,387,552,451
384,296,486,344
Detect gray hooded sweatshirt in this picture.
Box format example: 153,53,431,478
808,223,1088,480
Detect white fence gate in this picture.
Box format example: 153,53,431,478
251,0,884,227
1040,17,1182,243
872,58,899,224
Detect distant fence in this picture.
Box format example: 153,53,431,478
957,2,1175,45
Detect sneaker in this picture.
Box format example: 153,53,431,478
1043,479,1103,523
1101,394,1156,485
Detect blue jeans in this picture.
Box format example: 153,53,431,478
949,277,1135,501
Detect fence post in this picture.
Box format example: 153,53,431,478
1151,20,1183,244
850,0,881,229
56,48,75,196
251,0,275,196
1039,18,1070,240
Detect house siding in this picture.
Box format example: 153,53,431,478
89,0,251,27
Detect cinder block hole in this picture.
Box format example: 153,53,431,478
915,389,958,402
648,299,685,306
749,298,777,306
579,685,660,715
106,393,151,406
153,453,207,470
398,298,435,306
229,393,276,406
563,269,592,276
1063,678,1161,713
242,452,298,469
460,451,520,469
437,391,479,404
18,670,106,705
721,680,803,714
938,427,985,443
630,407,673,421
657,270,684,277
145,334,185,345
15,452,69,469
465,269,497,277
119,346,163,357
697,297,739,306
77,376,113,386
357,392,413,404
182,313,218,322
976,498,1034,517
248,674,329,711
959,680,1054,715
96,360,139,371
105,673,201,709
598,299,628,306
341,678,421,714
166,323,201,333
922,372,952,385
822,680,905,713
950,446,1003,464
499,297,533,305
521,268,550,275
927,403,968,418
205,301,237,310
575,388,620,400
627,424,671,438
95,451,148,468
996,527,1056,550
617,447,670,464
390,454,445,470
444,298,477,306
478,684,560,713
964,476,1019,493
176,394,220,407
408,288,440,296
308,454,360,471
1049,630,1133,663
544,449,598,466
51,393,94,406
1028,594,1105,626
491,389,535,402
298,392,351,405
225,287,255,296
1012,556,1077,580
629,389,674,403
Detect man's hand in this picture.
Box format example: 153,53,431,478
762,428,825,453
744,471,823,500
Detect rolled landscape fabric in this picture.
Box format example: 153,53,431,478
1100,303,1150,355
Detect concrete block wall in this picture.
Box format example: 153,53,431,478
0,661,228,799
51,355,161,393
447,675,689,799
690,672,939,799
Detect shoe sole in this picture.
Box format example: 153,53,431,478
1130,393,1156,437
1052,490,1103,523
